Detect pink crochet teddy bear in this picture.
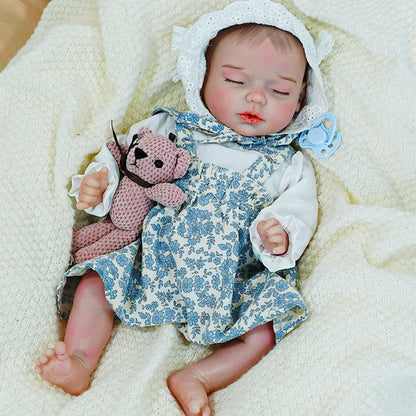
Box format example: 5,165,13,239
71,126,190,264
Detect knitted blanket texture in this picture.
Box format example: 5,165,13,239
1,0,415,415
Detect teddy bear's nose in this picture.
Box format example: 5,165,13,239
135,148,147,160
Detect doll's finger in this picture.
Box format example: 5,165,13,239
81,183,102,196
98,167,109,181
81,195,100,206
272,245,287,255
267,234,284,244
77,194,100,209
257,219,277,235
257,220,267,235
82,177,103,190
77,195,95,209
76,201,90,210
263,218,280,228
266,224,284,236
83,169,106,184
262,219,282,235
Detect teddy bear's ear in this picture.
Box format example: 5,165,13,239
173,149,191,179
137,127,152,138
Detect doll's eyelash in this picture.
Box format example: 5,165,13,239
272,90,289,95
225,78,244,85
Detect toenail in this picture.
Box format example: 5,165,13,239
189,400,201,414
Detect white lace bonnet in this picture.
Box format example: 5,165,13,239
172,0,334,133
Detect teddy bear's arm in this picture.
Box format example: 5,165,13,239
145,183,185,207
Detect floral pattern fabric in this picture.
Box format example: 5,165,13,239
58,108,308,345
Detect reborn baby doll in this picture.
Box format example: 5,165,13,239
36,2,341,415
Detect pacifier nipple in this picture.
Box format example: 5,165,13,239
306,128,326,144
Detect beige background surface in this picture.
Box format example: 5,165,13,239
0,0,50,70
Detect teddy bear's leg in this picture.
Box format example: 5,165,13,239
72,219,116,253
73,228,139,264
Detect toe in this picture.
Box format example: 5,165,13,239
202,406,211,416
55,342,69,360
45,348,55,358
39,355,49,365
188,399,201,414
168,370,210,416
188,397,210,416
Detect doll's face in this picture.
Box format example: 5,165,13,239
202,31,307,136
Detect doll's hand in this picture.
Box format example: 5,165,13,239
257,219,289,256
77,167,109,210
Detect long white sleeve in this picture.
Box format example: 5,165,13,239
249,151,318,272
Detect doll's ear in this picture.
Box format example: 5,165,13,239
173,149,190,179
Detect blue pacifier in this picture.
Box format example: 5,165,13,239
299,112,341,158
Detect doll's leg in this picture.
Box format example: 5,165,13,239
168,322,276,416
35,271,114,395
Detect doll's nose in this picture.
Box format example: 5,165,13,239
247,90,266,105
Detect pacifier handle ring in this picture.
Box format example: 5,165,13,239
312,113,336,139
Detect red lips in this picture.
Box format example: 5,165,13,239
239,112,263,124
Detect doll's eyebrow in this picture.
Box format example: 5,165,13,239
222,64,244,70
279,75,297,84
223,64,297,84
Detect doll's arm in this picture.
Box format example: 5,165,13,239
249,152,318,272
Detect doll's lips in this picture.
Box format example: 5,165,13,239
239,112,263,124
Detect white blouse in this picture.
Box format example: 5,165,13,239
70,112,318,273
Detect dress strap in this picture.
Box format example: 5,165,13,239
244,146,295,183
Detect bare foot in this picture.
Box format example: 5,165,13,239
34,341,91,395
167,369,211,416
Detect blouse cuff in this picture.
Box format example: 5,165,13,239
69,160,119,217
249,213,300,272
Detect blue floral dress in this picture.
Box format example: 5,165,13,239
58,108,308,345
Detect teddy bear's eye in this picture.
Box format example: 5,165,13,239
154,160,163,168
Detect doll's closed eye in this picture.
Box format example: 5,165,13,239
225,78,245,85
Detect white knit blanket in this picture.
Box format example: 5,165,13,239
1,1,415,415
